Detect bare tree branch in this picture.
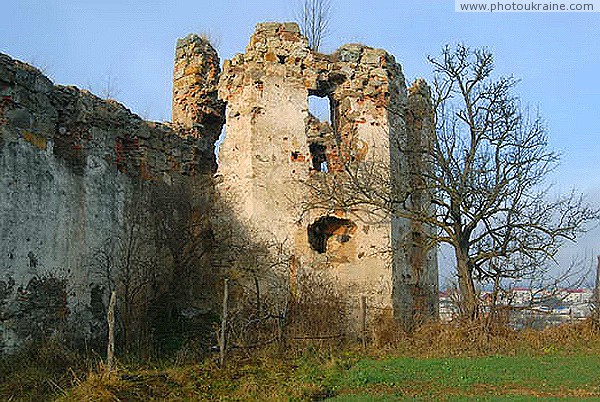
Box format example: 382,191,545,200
295,0,331,51
302,44,600,321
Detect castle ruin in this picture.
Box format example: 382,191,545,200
0,22,437,353
173,22,438,327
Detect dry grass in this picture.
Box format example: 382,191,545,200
0,339,91,401
372,308,600,357
58,356,333,402
225,268,350,356
56,320,600,401
5,312,600,400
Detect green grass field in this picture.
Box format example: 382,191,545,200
326,355,600,400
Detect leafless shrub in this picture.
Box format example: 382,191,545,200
371,307,403,348
295,0,332,51
198,30,221,50
285,268,348,343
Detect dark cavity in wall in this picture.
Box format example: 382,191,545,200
309,143,328,172
308,216,357,253
307,93,337,173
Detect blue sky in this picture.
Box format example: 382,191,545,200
3,0,599,277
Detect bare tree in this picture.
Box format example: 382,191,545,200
302,45,600,322
92,213,157,353
209,203,295,350
90,181,217,357
425,45,599,319
296,0,332,51
85,70,122,101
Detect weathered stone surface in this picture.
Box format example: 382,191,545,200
172,34,225,173
0,22,439,351
391,78,439,328
0,53,217,353
216,22,438,324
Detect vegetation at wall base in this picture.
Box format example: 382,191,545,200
3,319,600,401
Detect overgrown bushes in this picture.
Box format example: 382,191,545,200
0,338,89,401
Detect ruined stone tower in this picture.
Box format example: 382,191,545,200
172,33,225,172
212,22,438,326
0,22,438,353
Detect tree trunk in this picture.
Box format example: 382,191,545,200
455,246,478,320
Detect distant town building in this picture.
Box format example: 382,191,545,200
439,287,595,327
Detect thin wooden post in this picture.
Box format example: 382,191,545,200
359,296,367,349
219,278,229,367
107,290,117,372
594,256,600,322
569,308,574,323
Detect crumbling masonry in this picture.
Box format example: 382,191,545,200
0,22,437,352
210,22,438,326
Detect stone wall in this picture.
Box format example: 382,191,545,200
216,22,438,325
0,52,220,353
0,22,439,352
391,79,439,328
